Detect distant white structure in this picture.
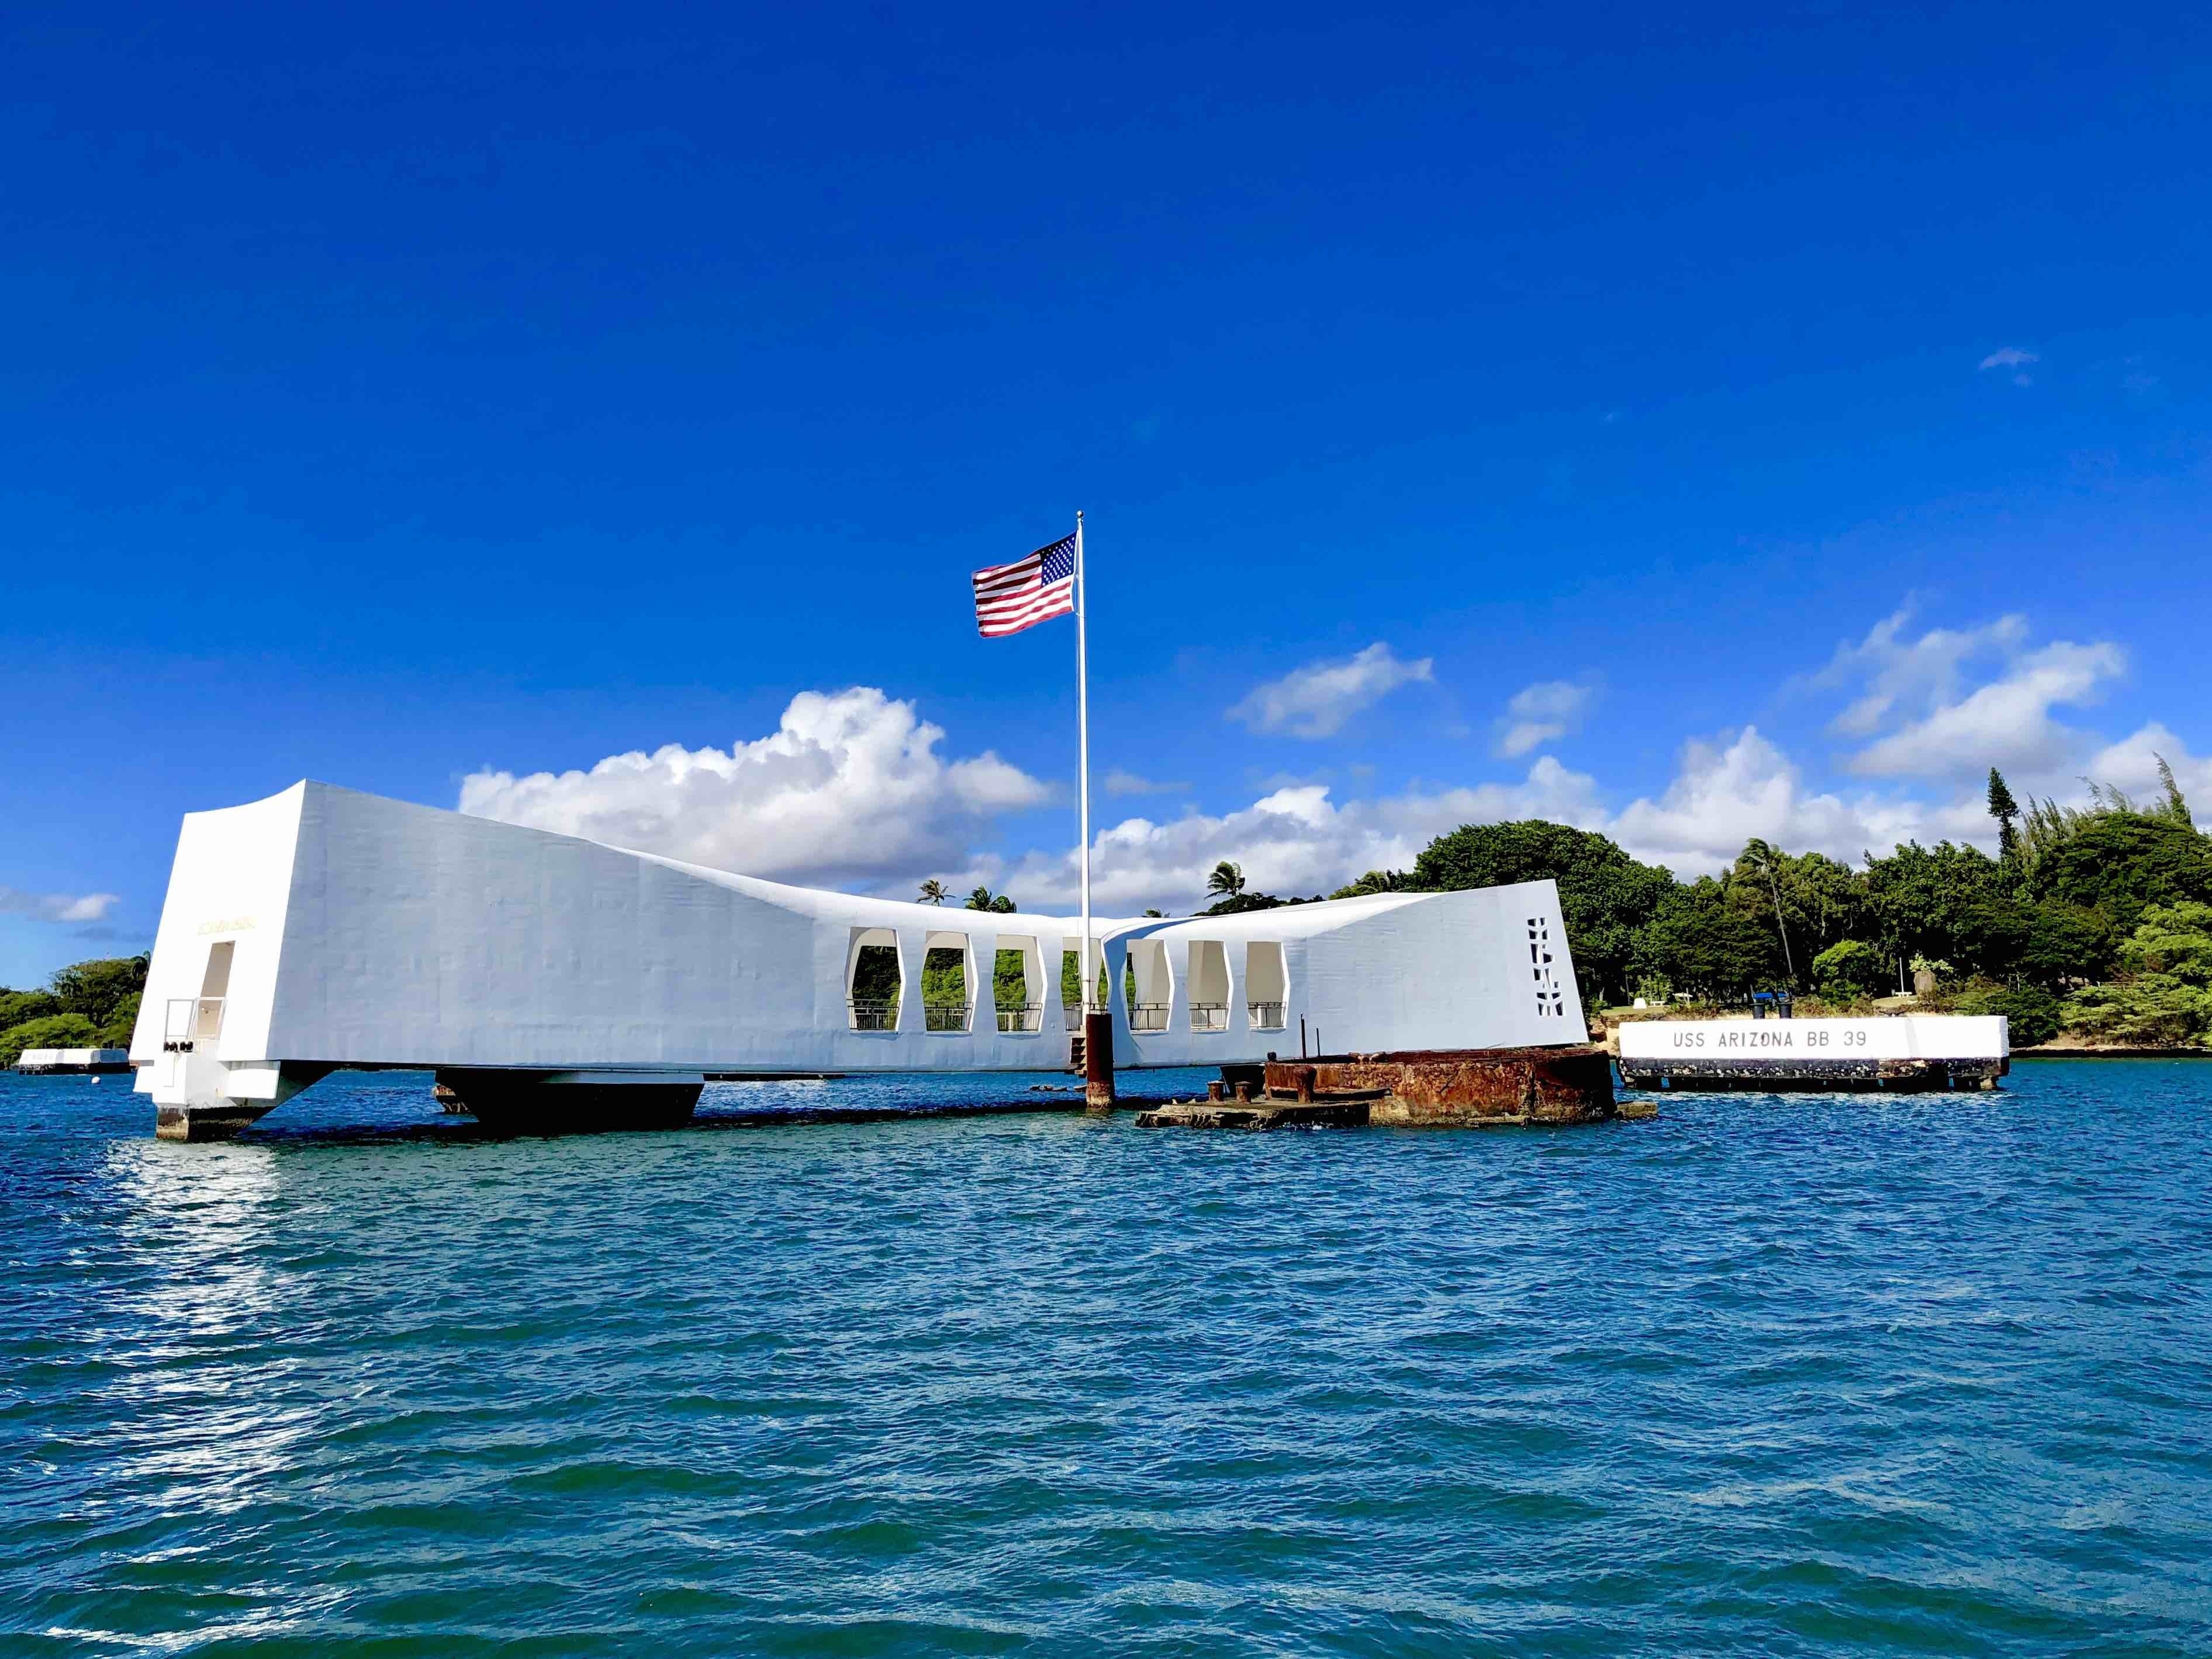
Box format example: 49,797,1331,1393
15,1048,131,1074
132,782,1588,1136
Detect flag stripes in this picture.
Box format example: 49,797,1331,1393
972,533,1077,637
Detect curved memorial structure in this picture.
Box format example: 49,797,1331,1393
130,782,1589,1139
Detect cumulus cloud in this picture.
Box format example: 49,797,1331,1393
1608,727,1981,874
1103,769,1190,797
1846,640,2125,781
1813,608,2028,737
453,636,2198,922
2080,724,2212,807
986,758,1608,913
0,887,120,924
980,726,1997,913
1810,609,2129,784
1227,642,1433,739
459,687,1049,890
1495,679,1598,758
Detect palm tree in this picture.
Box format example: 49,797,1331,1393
1205,860,1246,903
1738,839,1796,983
965,885,1015,913
917,879,948,905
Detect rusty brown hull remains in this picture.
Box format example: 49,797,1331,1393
1143,1045,1617,1129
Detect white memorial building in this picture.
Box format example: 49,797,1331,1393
130,782,1588,1136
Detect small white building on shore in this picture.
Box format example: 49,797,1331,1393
14,1048,132,1074
131,782,1590,1137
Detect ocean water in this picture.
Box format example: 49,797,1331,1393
3,1063,2208,1657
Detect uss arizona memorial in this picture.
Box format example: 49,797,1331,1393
129,782,1591,1138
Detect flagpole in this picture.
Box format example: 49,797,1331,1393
1074,510,1091,1014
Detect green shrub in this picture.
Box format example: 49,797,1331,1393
1954,984,2063,1048
1812,938,1890,999
0,990,63,1029
2062,978,2212,1048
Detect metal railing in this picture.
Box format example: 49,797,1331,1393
848,998,898,1032
1248,1001,1285,1030
997,1004,1043,1034
1189,1002,1229,1032
163,997,224,1053
924,1002,974,1033
1064,1005,1086,1031
1129,1003,1171,1033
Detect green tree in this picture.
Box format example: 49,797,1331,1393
1956,984,2063,1046
1864,841,2008,969
1204,860,1246,903
1202,890,1312,916
917,879,948,905
1812,938,1889,999
2028,814,2212,932
49,956,148,1026
0,989,63,1030
2059,901,2212,1048
1414,821,1677,1005
96,991,143,1050
2013,903,2113,989
1988,767,2023,872
1734,839,1798,982
0,1013,101,1067
1633,877,1780,1001
965,886,1016,913
1329,869,1406,900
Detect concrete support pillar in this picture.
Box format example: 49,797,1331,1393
434,1070,703,1134
1084,1010,1115,1111
155,1102,274,1142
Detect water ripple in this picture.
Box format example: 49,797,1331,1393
3,1063,2210,1654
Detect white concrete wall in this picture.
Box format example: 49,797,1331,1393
1617,1015,2010,1062
133,780,1592,1084
129,785,307,1070
16,1049,130,1069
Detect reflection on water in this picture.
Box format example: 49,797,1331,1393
3,1063,2211,1654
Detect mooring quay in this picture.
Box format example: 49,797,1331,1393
127,782,1596,1139
1616,1014,2009,1093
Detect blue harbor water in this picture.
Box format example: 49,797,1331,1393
4,1062,2208,1655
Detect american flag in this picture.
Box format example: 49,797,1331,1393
972,532,1077,638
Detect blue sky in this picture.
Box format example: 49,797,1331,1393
5,1,2210,984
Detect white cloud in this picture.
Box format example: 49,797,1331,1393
1103,769,1190,797
452,633,2197,925
1227,642,1433,739
1608,727,1982,875
1846,640,2126,781
459,687,1049,890
980,725,2000,913
1811,608,2130,785
1813,607,2028,737
1979,347,2038,371
0,887,120,925
979,759,1608,914
2080,724,2212,808
1495,679,1598,758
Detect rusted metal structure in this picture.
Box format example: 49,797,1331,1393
1138,1045,1617,1130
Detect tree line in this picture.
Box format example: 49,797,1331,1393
0,955,148,1067
1342,760,2210,1047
